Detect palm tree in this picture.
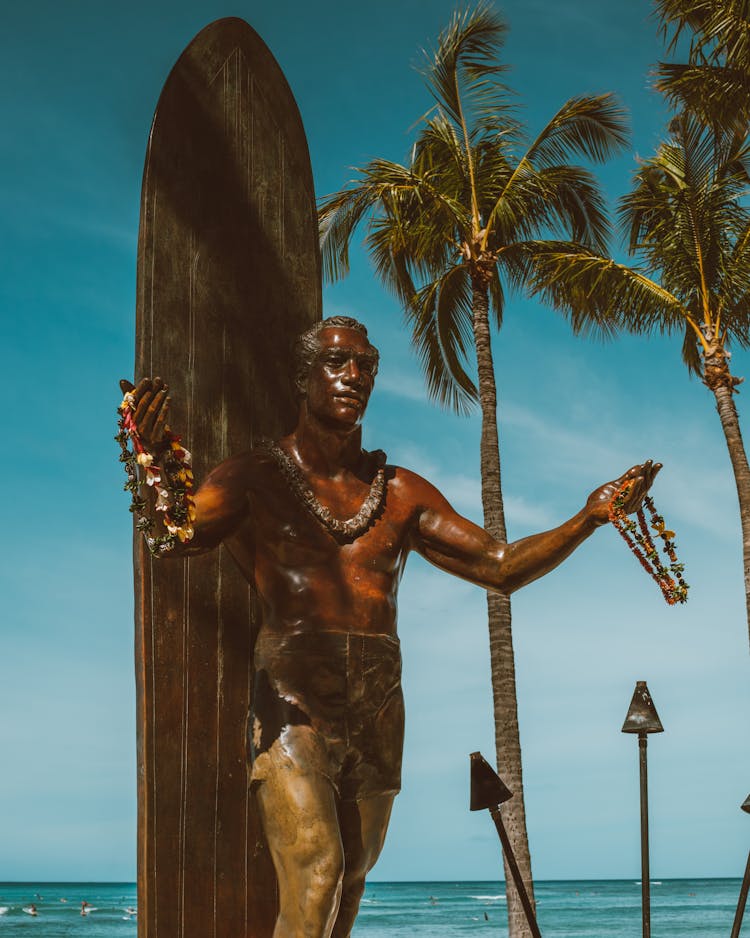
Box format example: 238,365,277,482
522,111,750,648
653,1,750,128
318,5,628,934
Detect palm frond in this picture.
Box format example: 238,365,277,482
619,112,750,317
487,266,505,330
523,94,630,169
656,62,750,128
654,0,750,62
407,267,478,413
519,241,690,338
680,321,704,373
419,2,513,130
481,161,612,254
319,157,470,285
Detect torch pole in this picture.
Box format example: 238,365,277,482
489,806,543,938
621,681,663,938
638,733,650,938
730,851,750,938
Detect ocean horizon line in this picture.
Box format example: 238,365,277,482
0,875,742,885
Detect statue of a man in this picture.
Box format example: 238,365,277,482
121,315,659,938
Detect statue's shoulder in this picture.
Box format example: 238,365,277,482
245,438,294,487
385,463,446,506
202,449,258,488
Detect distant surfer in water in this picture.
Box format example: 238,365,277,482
121,317,659,938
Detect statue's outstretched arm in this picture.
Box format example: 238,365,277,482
407,461,661,595
117,377,250,556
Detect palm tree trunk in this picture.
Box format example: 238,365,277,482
472,276,536,938
706,351,750,650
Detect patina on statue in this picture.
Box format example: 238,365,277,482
121,315,659,938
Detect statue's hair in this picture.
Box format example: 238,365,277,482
292,316,379,396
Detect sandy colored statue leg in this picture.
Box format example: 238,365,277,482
331,793,395,938
256,772,344,938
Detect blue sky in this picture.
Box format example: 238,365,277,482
1,0,748,884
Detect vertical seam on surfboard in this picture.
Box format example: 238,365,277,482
248,68,256,938
149,554,157,938
178,561,189,938
179,227,197,938
212,56,234,936
251,583,258,936
245,71,254,938
148,184,159,938
279,126,284,266
213,552,223,938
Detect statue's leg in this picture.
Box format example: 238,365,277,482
256,769,344,938
331,792,395,938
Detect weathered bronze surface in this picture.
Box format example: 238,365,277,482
133,18,320,938
621,680,664,734
469,752,542,938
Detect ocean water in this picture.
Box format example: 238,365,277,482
357,879,745,936
0,879,744,936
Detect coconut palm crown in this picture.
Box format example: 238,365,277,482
318,5,629,935
319,3,628,419
523,110,750,648
653,0,750,128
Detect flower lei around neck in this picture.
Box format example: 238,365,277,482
115,392,196,555
263,441,387,541
608,481,689,605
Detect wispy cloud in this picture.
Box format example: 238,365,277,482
375,367,432,404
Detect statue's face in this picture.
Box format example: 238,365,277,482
304,327,377,429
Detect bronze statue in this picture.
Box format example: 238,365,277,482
120,314,660,938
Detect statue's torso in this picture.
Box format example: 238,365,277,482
222,449,420,638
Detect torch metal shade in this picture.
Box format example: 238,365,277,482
469,751,513,811
621,681,664,735
742,794,750,815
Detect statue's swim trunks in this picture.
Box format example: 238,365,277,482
249,631,404,801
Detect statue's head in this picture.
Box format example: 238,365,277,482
293,316,379,396
292,316,379,428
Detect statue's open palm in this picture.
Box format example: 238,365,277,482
586,460,662,525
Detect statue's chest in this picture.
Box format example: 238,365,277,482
250,473,410,570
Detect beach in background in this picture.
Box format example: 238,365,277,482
0,879,742,936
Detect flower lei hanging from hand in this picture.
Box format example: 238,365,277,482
608,481,689,605
115,391,196,555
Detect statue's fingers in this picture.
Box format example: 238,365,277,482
619,464,641,484
119,379,135,395
141,389,169,438
152,397,171,440
134,388,156,425
133,376,153,400
134,380,168,423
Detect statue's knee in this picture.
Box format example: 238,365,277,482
341,864,366,898
310,851,344,898
291,830,344,903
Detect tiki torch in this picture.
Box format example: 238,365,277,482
621,681,664,938
729,793,750,938
469,751,542,938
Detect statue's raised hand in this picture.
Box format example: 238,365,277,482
119,377,172,455
585,460,662,526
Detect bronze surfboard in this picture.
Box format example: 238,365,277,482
133,18,321,937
